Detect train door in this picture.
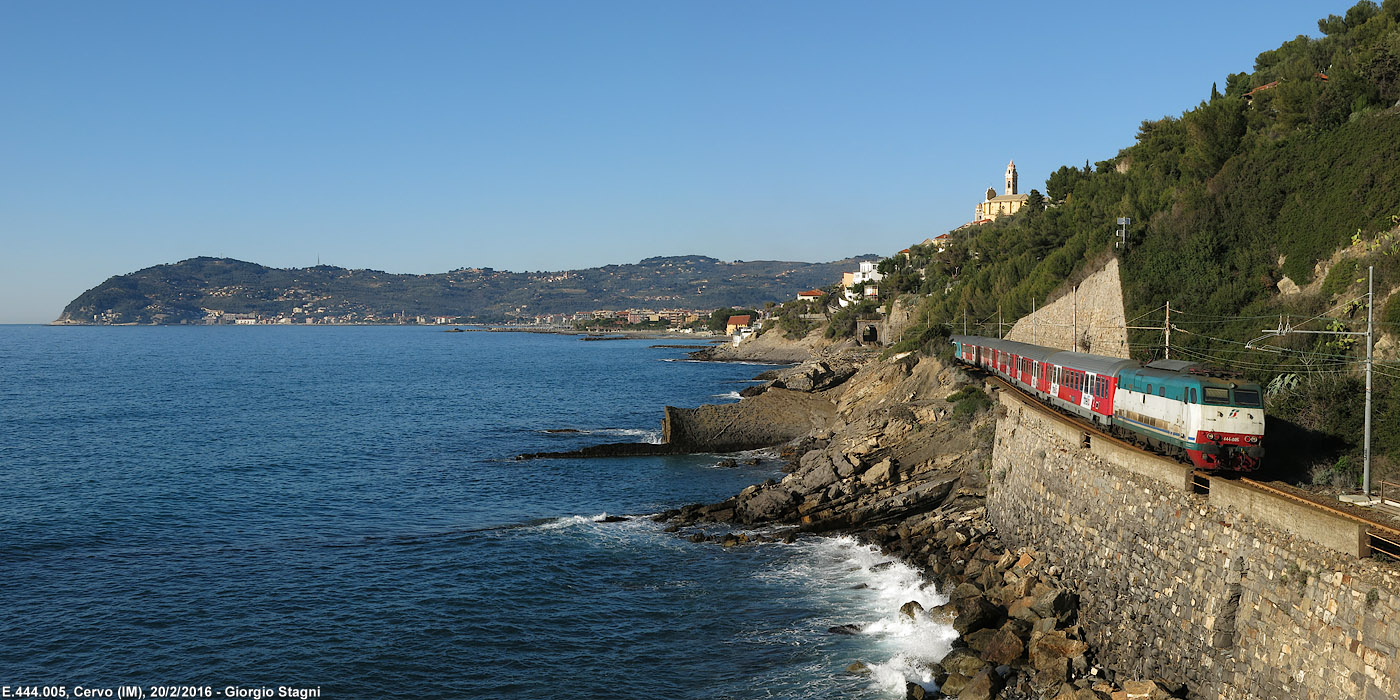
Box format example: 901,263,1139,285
1050,365,1060,397
1080,374,1095,410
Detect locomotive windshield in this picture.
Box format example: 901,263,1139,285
1203,387,1231,405
1234,388,1262,407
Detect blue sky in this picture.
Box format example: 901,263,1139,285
1,1,1341,322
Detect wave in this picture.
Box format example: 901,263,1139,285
537,512,614,530
710,391,742,400
537,427,662,444
768,535,957,696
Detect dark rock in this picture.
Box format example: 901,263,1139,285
717,458,738,468
974,627,1024,666
899,600,925,620
957,669,1004,700
939,647,987,678
827,624,863,635
738,383,770,398
515,441,692,460
939,674,971,697
952,595,1005,636
846,661,871,676
904,681,928,699
736,486,798,523
1028,632,1088,673
743,457,761,465
599,515,630,523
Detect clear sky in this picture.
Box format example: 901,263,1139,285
1,1,1343,323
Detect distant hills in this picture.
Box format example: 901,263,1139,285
57,255,875,325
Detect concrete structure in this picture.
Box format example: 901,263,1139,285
974,160,1030,223
989,392,1400,700
1004,257,1129,357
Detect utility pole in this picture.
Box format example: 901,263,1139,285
1126,301,1171,360
1252,269,1374,495
1032,297,1037,344
1072,286,1078,352
1165,301,1171,360
998,305,1003,339
1365,266,1374,496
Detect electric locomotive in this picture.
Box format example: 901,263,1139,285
951,335,1265,471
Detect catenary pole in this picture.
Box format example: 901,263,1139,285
1165,301,1171,360
1365,266,1374,496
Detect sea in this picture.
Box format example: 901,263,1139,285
0,326,956,699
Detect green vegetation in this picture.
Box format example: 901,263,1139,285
947,386,993,419
872,1,1400,480
705,307,759,333
825,299,881,339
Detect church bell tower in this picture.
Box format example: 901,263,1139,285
1005,160,1018,195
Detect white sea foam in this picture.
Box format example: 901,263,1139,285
710,391,743,400
538,512,612,530
769,535,958,697
564,427,662,444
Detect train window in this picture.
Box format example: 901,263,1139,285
1189,388,1197,403
1203,387,1230,405
1158,387,1165,397
1147,384,1152,394
1234,389,1261,407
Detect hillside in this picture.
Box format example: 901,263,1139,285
57,255,874,325
871,0,1400,482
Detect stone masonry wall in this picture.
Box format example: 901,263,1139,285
1004,257,1129,358
988,392,1400,700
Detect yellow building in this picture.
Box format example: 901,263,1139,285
974,160,1029,222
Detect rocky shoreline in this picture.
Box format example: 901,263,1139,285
652,338,1184,699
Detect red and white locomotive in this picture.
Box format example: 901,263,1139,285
951,335,1266,471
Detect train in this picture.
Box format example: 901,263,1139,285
950,335,1266,471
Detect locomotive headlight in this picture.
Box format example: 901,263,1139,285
1247,436,1259,444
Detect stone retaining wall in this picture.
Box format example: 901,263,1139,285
988,392,1400,699
1004,257,1129,358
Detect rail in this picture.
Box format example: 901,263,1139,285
983,370,1400,561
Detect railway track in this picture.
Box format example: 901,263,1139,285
985,374,1400,562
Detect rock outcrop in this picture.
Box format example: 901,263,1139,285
661,388,836,452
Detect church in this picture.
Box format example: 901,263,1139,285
973,160,1029,223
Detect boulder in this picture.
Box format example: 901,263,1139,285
845,661,871,676
904,681,929,700
860,458,897,486
952,595,1005,636
939,673,971,697
827,623,862,635
1121,680,1173,700
956,669,1004,700
899,600,925,620
939,647,988,678
1029,632,1088,673
974,627,1024,666
736,486,797,522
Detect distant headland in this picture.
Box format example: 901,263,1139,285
55,254,876,326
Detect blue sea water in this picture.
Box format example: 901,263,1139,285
0,326,954,699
